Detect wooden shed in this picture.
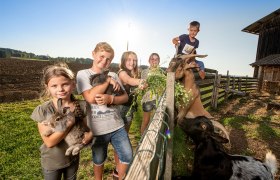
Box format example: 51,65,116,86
242,8,280,94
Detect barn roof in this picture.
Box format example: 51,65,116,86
250,54,280,66
242,8,280,35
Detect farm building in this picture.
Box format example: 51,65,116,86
242,8,280,94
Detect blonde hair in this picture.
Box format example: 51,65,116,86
93,42,114,59
40,63,75,100
119,51,139,78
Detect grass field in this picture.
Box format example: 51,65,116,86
0,99,143,179
1,95,279,179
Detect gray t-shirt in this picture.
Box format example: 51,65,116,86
30,100,87,170
76,69,124,136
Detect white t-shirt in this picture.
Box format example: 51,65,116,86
76,69,124,136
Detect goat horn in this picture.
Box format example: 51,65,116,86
210,120,231,145
180,54,208,60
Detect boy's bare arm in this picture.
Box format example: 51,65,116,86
82,77,111,104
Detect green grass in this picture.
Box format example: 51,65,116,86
0,99,143,179
1,98,278,179
0,100,42,179
172,127,193,177
221,115,280,140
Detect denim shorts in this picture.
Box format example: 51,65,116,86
142,100,156,112
91,127,133,165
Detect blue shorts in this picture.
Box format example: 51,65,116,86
91,127,133,165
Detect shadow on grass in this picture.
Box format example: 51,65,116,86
172,126,193,178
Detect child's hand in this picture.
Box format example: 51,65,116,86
82,131,93,145
138,79,148,90
95,94,113,105
107,76,121,92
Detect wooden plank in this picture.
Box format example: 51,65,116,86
201,95,212,102
205,68,218,73
200,88,213,96
228,89,246,96
164,72,175,180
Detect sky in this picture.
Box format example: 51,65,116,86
0,1,279,76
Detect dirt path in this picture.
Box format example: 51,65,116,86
210,92,280,178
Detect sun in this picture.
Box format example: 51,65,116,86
112,19,140,51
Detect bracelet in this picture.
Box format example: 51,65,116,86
110,95,115,104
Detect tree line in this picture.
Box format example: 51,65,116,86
0,48,92,64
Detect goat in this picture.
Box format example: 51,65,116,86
185,116,278,180
90,69,124,96
166,54,230,142
42,98,89,156
166,54,212,122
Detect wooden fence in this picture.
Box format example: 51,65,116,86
125,69,258,180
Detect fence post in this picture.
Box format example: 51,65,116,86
164,72,175,180
211,71,218,108
245,75,248,93
238,77,242,92
214,75,221,108
225,71,229,100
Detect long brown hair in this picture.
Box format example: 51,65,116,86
119,51,139,78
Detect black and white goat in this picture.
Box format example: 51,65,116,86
182,116,278,180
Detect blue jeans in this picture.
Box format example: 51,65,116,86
42,157,79,180
91,127,133,165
